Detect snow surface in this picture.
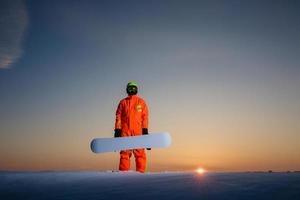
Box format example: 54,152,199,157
0,171,299,200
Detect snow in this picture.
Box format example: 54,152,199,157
0,171,299,200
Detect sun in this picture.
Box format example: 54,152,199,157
196,168,205,174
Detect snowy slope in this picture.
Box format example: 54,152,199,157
0,171,299,200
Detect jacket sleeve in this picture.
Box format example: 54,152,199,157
142,101,149,129
115,101,122,129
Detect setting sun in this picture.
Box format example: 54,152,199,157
196,168,206,174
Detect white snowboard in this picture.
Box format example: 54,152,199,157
91,132,171,153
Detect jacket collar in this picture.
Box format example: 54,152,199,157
127,94,137,99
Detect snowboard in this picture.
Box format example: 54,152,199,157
90,132,171,153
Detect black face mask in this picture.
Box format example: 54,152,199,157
127,86,138,95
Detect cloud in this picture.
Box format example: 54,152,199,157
0,0,28,69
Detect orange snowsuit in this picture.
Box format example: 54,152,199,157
115,94,149,173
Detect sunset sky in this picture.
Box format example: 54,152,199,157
0,0,299,172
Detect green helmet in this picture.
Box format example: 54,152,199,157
126,81,138,95
127,81,138,88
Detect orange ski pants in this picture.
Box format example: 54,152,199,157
119,149,146,173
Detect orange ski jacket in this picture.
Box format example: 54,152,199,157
115,95,148,136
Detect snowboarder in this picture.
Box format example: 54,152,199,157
114,81,149,173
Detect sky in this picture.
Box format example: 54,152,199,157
0,0,299,172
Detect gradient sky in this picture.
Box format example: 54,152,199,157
0,0,299,172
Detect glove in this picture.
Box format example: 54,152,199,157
114,129,121,138
142,128,151,150
142,128,148,135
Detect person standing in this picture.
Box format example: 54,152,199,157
114,82,150,173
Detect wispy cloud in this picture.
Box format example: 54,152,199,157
0,0,28,69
